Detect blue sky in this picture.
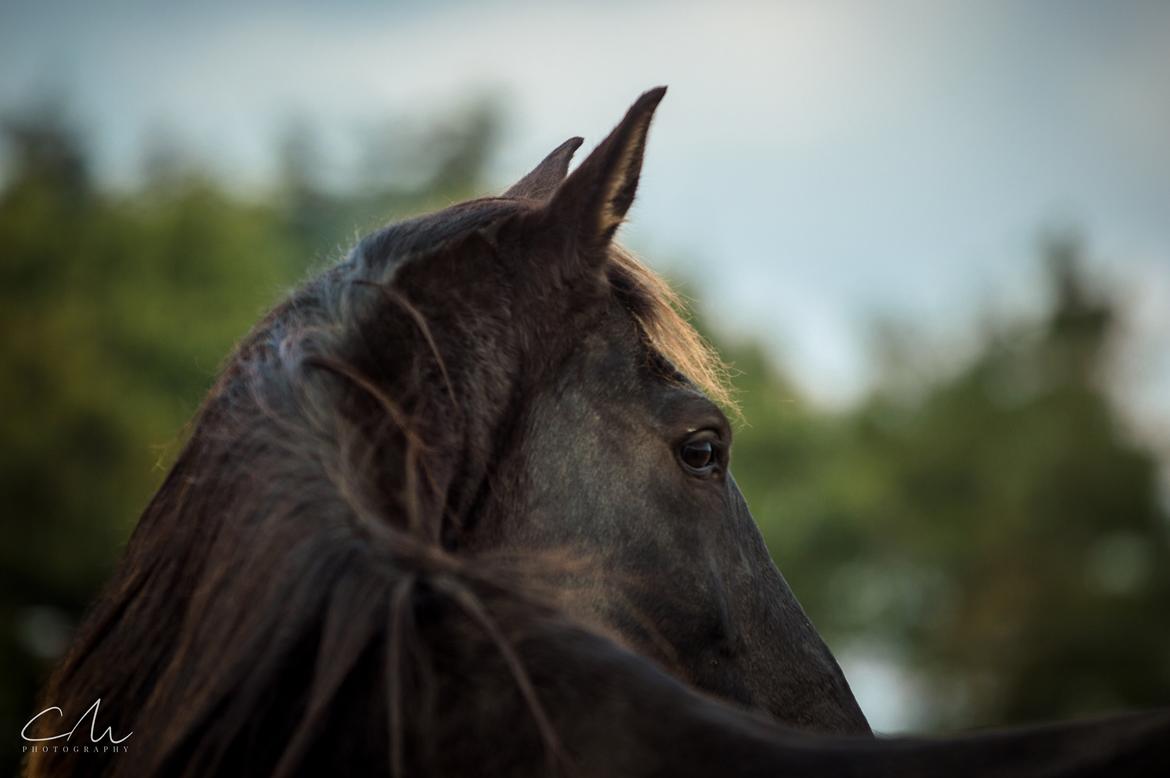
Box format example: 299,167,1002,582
3,0,1169,730
2,0,1167,412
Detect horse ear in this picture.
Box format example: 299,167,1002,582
547,86,666,253
504,136,584,200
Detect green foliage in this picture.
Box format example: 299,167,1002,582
1,103,1166,775
724,242,1170,731
0,104,494,771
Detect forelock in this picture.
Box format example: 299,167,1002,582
605,246,735,414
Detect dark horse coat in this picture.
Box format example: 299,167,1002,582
27,89,1169,776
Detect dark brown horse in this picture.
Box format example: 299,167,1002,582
26,88,1169,777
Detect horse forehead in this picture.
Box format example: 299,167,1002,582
561,310,644,375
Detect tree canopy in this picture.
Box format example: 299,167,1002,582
1,105,1166,773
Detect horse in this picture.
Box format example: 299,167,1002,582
26,88,1169,777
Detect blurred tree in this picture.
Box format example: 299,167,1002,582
726,240,1170,731
276,100,500,262
0,103,496,773
1,97,1167,777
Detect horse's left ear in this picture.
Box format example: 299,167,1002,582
505,136,584,200
546,86,666,256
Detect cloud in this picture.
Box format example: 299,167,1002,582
2,0,1167,427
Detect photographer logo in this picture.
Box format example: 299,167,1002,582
21,698,131,754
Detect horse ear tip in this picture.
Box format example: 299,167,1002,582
641,85,668,107
623,86,667,125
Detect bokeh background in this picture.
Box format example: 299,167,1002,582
3,0,1169,770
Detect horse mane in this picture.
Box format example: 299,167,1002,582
28,200,731,777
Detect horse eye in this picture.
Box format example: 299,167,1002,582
679,439,717,474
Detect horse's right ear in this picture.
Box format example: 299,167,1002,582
545,87,666,259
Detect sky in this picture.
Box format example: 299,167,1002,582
2,0,1167,412
3,0,1169,729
